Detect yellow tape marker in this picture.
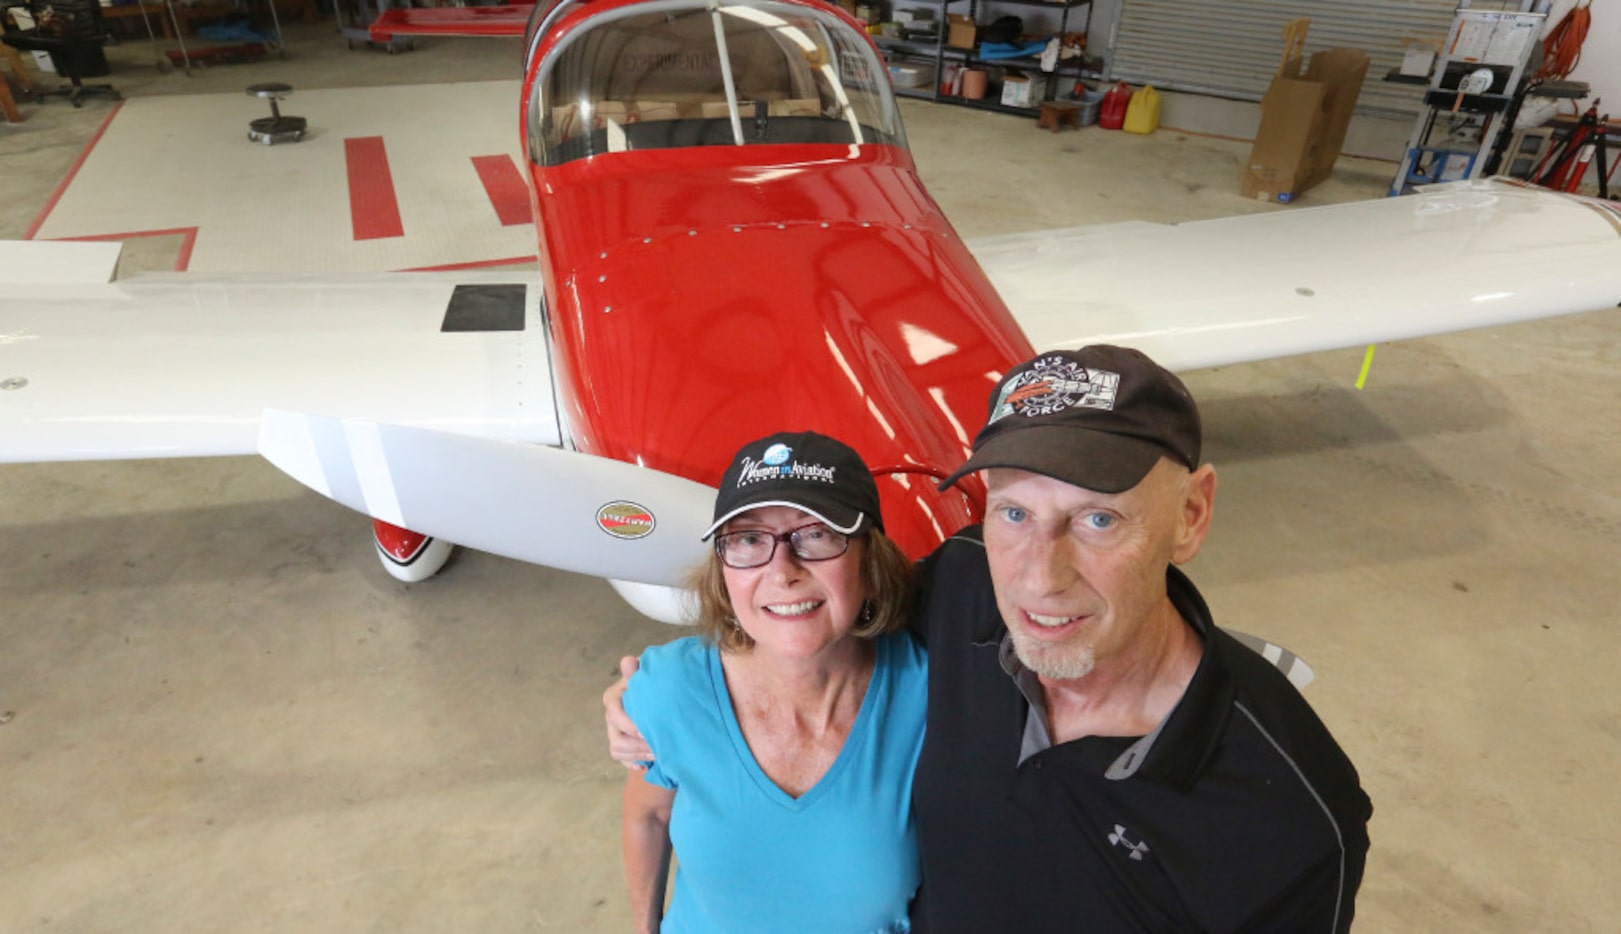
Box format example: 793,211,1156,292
1355,344,1376,390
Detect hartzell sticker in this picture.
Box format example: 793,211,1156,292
596,501,656,540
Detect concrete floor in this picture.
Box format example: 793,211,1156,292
4,19,1619,933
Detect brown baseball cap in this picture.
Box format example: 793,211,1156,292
938,346,1201,494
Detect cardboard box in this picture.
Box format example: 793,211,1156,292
946,14,978,50
1240,19,1369,204
1001,73,1046,108
768,98,822,117
1399,38,1439,78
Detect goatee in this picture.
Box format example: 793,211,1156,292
1010,630,1096,681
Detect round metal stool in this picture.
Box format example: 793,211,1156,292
246,83,306,145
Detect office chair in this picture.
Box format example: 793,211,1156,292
2,0,120,107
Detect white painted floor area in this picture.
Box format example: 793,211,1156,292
3,20,1618,932
31,81,534,272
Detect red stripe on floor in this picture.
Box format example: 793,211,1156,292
345,136,404,241
61,227,200,271
26,101,125,240
472,155,531,227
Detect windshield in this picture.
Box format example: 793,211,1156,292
528,0,904,166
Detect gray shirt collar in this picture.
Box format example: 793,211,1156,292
997,632,1169,779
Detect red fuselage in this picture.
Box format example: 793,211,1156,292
522,0,1035,557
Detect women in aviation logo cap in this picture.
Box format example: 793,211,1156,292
703,431,882,538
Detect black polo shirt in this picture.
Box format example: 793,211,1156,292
910,529,1371,933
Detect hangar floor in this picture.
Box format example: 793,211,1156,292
4,20,1618,932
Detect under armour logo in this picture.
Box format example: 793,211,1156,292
1108,824,1150,861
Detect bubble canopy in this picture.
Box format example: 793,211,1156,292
526,0,906,166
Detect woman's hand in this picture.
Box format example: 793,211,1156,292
604,655,655,768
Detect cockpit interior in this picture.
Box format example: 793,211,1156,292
526,0,905,165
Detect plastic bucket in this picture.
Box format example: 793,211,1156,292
1075,88,1106,126
961,69,988,100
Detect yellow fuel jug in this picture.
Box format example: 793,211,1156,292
1123,85,1161,134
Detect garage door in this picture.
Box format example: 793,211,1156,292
1106,0,1517,116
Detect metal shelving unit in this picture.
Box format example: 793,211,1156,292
874,0,1096,115
870,0,965,104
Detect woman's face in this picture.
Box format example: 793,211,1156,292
719,506,868,660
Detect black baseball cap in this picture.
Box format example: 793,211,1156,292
703,431,882,539
938,346,1201,494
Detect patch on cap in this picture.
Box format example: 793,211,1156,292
937,345,1202,494
989,355,1120,423
734,443,839,489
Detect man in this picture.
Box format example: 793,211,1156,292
608,345,1371,931
907,345,1370,931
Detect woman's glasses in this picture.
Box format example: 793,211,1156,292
714,522,851,569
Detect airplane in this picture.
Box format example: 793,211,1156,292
3,0,1619,625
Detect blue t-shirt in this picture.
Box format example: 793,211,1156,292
624,631,928,934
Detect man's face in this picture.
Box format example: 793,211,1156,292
981,461,1214,683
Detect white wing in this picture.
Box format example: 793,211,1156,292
0,240,123,285
0,244,559,463
259,411,713,587
969,179,1621,372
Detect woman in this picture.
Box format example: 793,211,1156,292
620,431,926,933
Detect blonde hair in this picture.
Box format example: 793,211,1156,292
689,530,916,653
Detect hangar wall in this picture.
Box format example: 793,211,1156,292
1085,0,1618,164
1546,0,1620,107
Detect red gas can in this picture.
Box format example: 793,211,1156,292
1098,81,1132,130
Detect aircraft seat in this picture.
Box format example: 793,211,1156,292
550,100,684,143
544,98,859,160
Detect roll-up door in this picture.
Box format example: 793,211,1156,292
1107,0,1525,117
